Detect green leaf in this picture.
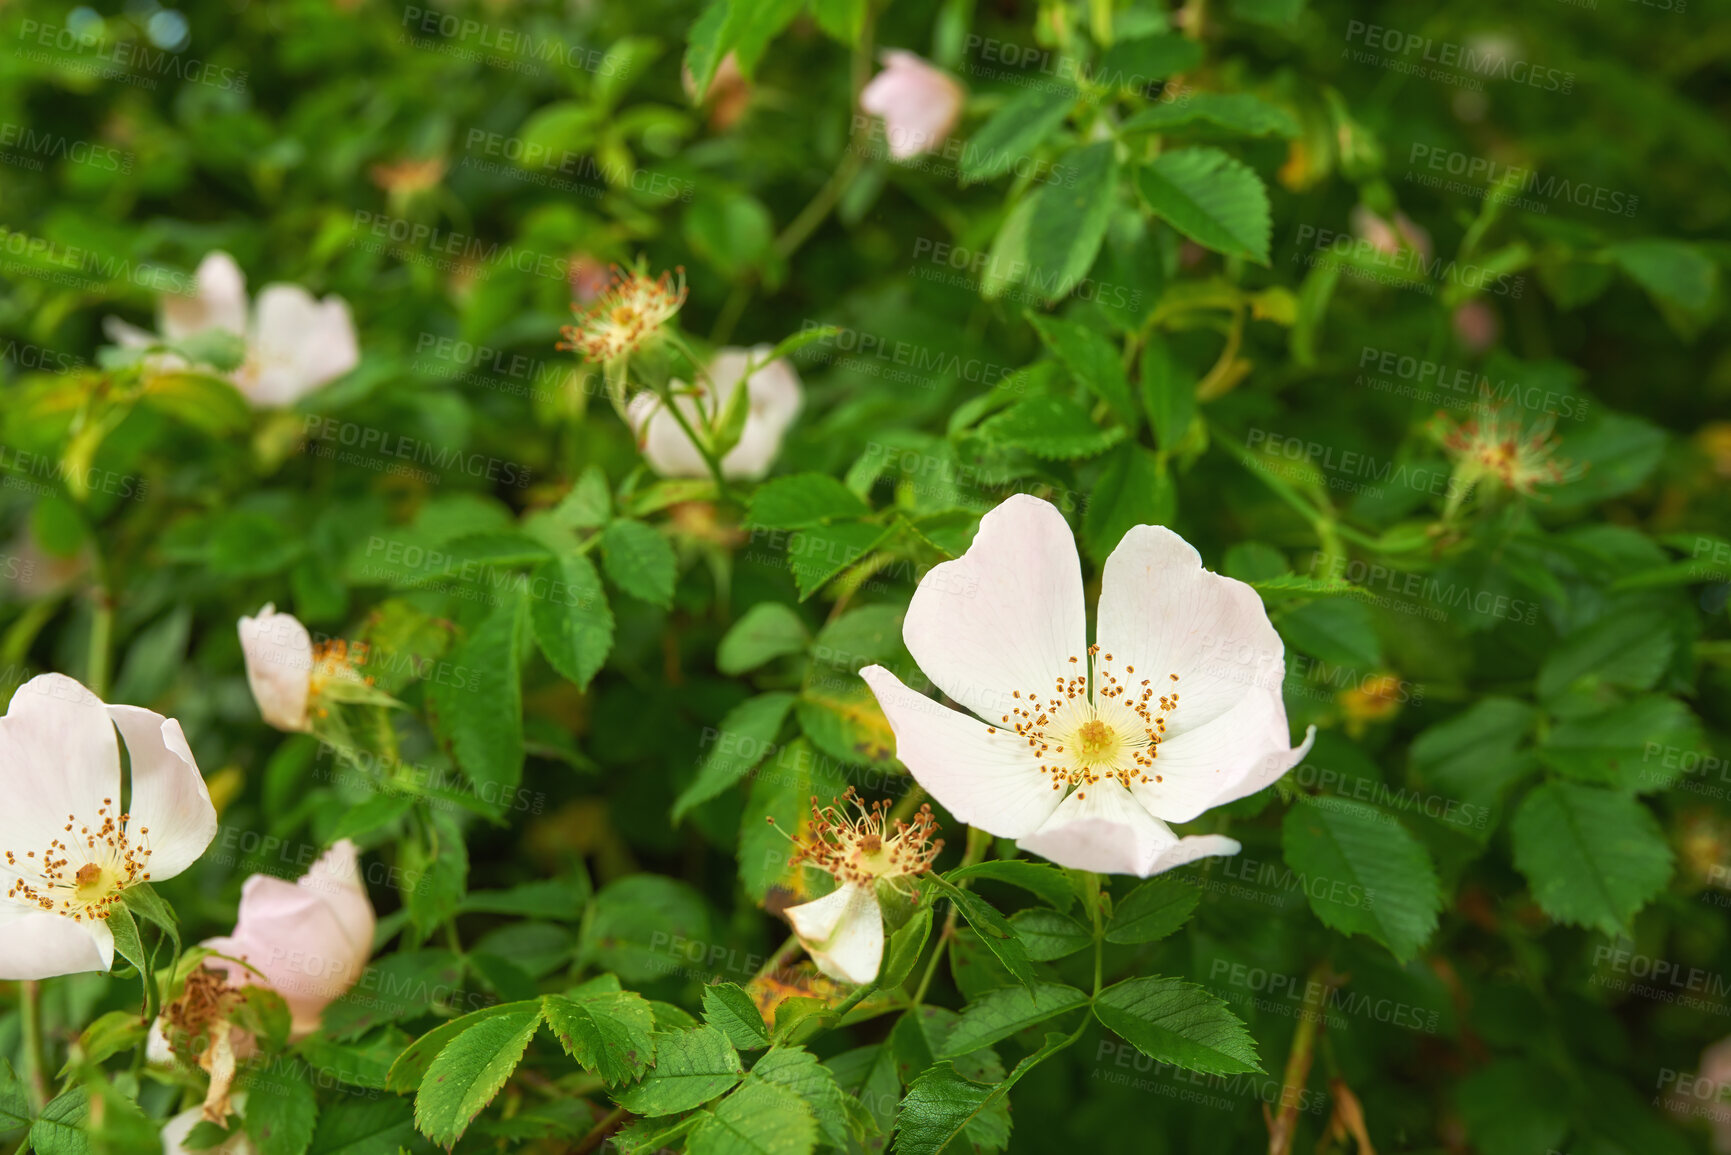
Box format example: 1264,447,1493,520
977,394,1125,460
1510,781,1673,937
1095,32,1204,86
139,371,251,436
1606,239,1717,313
1106,874,1201,944
702,983,771,1051
1010,908,1092,961
308,1096,418,1155
980,196,1037,300
529,553,614,690
944,861,1076,912
938,983,1089,1057
892,1062,1011,1155
747,474,871,528
1280,798,1442,961
1138,334,1196,452
1136,147,1273,264
431,594,526,791
717,604,809,675
1082,443,1173,565
674,691,799,820
326,951,467,1042
615,1026,744,1116
928,874,1036,989
386,999,544,1093
29,1089,88,1155
242,1057,319,1155
1028,313,1138,431
687,1079,817,1155
583,876,715,984
881,906,935,988
1122,92,1299,138
0,1058,31,1135
1091,976,1263,1076
745,1046,859,1150
71,1010,146,1069
553,466,612,530
1279,598,1382,668
413,1007,543,1147
1025,141,1119,303
958,85,1076,185
1538,695,1701,792
1454,1059,1571,1155
601,519,678,608
543,988,658,1084
1536,606,1676,700
788,522,896,601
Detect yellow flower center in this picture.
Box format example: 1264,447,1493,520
4,800,152,921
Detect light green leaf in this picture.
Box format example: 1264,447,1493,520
529,553,614,690
615,1026,744,1117
674,691,799,820
959,85,1076,185
687,1079,817,1155
432,595,526,791
938,983,1089,1057
1106,874,1201,944
1281,798,1442,961
1510,781,1673,937
1136,147,1272,264
1091,976,1263,1076
703,983,771,1051
543,989,658,1084
413,1007,543,1147
601,519,678,608
1025,141,1118,303
746,474,870,528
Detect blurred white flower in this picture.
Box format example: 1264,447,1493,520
1350,205,1432,263
782,789,942,984
106,251,359,408
161,1098,256,1155
628,345,803,480
0,673,217,978
861,495,1314,876
860,51,964,160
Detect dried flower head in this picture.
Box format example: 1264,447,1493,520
1439,407,1581,496
786,788,943,891
559,264,687,364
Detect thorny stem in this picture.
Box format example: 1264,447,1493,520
574,1104,629,1155
1266,959,1333,1155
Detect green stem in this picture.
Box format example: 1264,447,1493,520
86,561,113,698
755,933,801,980
912,828,990,1006
646,349,734,505
20,980,46,1110
771,1,875,262
1085,872,1105,997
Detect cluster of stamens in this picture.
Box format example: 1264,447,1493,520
308,638,374,718
3,799,151,921
775,788,943,888
559,265,688,363
1440,406,1580,494
161,966,239,1062
987,646,1180,800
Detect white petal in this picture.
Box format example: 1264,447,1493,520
861,665,1061,839
238,605,312,732
103,316,157,348
902,495,1087,725
107,704,217,881
0,674,121,848
161,1106,257,1155
1096,524,1290,735
0,906,112,979
1132,694,1316,823
631,386,713,479
162,252,248,340
711,347,802,480
1145,834,1245,876
785,882,883,986
247,286,359,406
1016,779,1182,875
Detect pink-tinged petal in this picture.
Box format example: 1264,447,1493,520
860,51,964,160
1131,695,1316,824
201,841,375,1037
238,605,311,732
861,665,1061,839
107,705,216,881
103,316,158,349
710,346,803,480
1144,834,1244,876
247,286,358,406
0,674,121,844
161,252,248,341
902,495,1086,726
1016,779,1182,875
785,882,883,986
0,906,111,978
1096,524,1290,735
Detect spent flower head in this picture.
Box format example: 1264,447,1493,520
787,788,943,891
559,263,688,364
1437,406,1582,497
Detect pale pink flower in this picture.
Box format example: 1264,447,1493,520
236,605,374,733
1452,300,1500,353
628,345,803,480
0,674,216,978
161,1103,256,1155
860,51,964,160
861,496,1314,876
106,251,359,408
200,840,376,1039
1351,206,1432,263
